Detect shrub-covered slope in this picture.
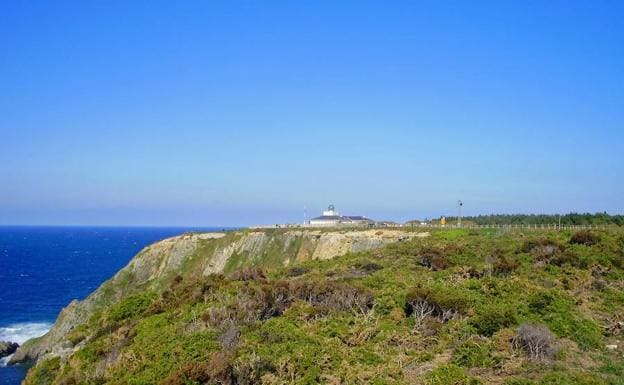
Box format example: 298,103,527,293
12,229,421,364
24,228,624,385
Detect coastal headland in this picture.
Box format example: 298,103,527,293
13,227,624,384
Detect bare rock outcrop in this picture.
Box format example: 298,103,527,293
0,340,18,358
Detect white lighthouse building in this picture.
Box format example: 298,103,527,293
322,204,338,216
308,204,374,227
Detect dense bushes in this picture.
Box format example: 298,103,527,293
470,304,518,336
452,336,498,367
419,247,452,270
229,267,266,282
527,291,602,350
23,357,61,385
233,355,276,385
202,279,375,330
353,260,383,273
424,364,482,385
569,230,601,246
447,213,624,226
286,266,309,277
490,252,520,276
108,292,156,322
405,284,468,325
202,283,290,328
160,352,234,385
521,238,593,267
289,280,375,313
521,239,564,260
147,274,226,314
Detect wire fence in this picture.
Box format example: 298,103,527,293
253,223,619,230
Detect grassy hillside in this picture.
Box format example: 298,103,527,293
25,228,624,385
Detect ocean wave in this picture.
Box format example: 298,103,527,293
0,322,51,344
0,322,51,367
0,355,10,366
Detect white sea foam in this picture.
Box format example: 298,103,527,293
0,322,51,344
0,322,51,367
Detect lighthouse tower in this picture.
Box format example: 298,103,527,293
322,204,337,216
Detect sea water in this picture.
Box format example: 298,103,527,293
0,226,224,384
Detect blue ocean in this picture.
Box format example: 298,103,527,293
0,226,224,384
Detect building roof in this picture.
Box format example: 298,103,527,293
344,215,372,221
310,215,344,221
310,215,373,222
309,205,374,223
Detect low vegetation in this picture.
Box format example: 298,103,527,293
24,228,624,384
443,212,624,226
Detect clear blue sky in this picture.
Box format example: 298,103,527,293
1,1,622,226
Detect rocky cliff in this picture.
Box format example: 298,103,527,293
11,228,427,365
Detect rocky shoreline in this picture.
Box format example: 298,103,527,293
0,340,19,359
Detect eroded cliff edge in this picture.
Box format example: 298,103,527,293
11,228,427,364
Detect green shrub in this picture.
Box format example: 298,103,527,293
162,273,226,308
539,371,604,385
424,364,482,385
600,356,624,378
452,337,497,367
74,337,108,364
203,279,375,329
66,324,88,346
239,317,329,384
108,291,156,321
230,267,266,281
470,304,518,336
521,239,564,260
568,319,603,351
609,252,624,269
287,279,375,314
24,357,60,385
233,354,276,385
353,260,383,273
504,379,536,385
117,315,219,384
419,247,452,270
548,250,587,268
527,292,559,314
434,229,470,240
526,291,602,350
492,254,520,276
405,284,469,321
570,230,601,246
286,266,310,277
160,351,234,385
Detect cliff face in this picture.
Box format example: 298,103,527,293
11,228,427,364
